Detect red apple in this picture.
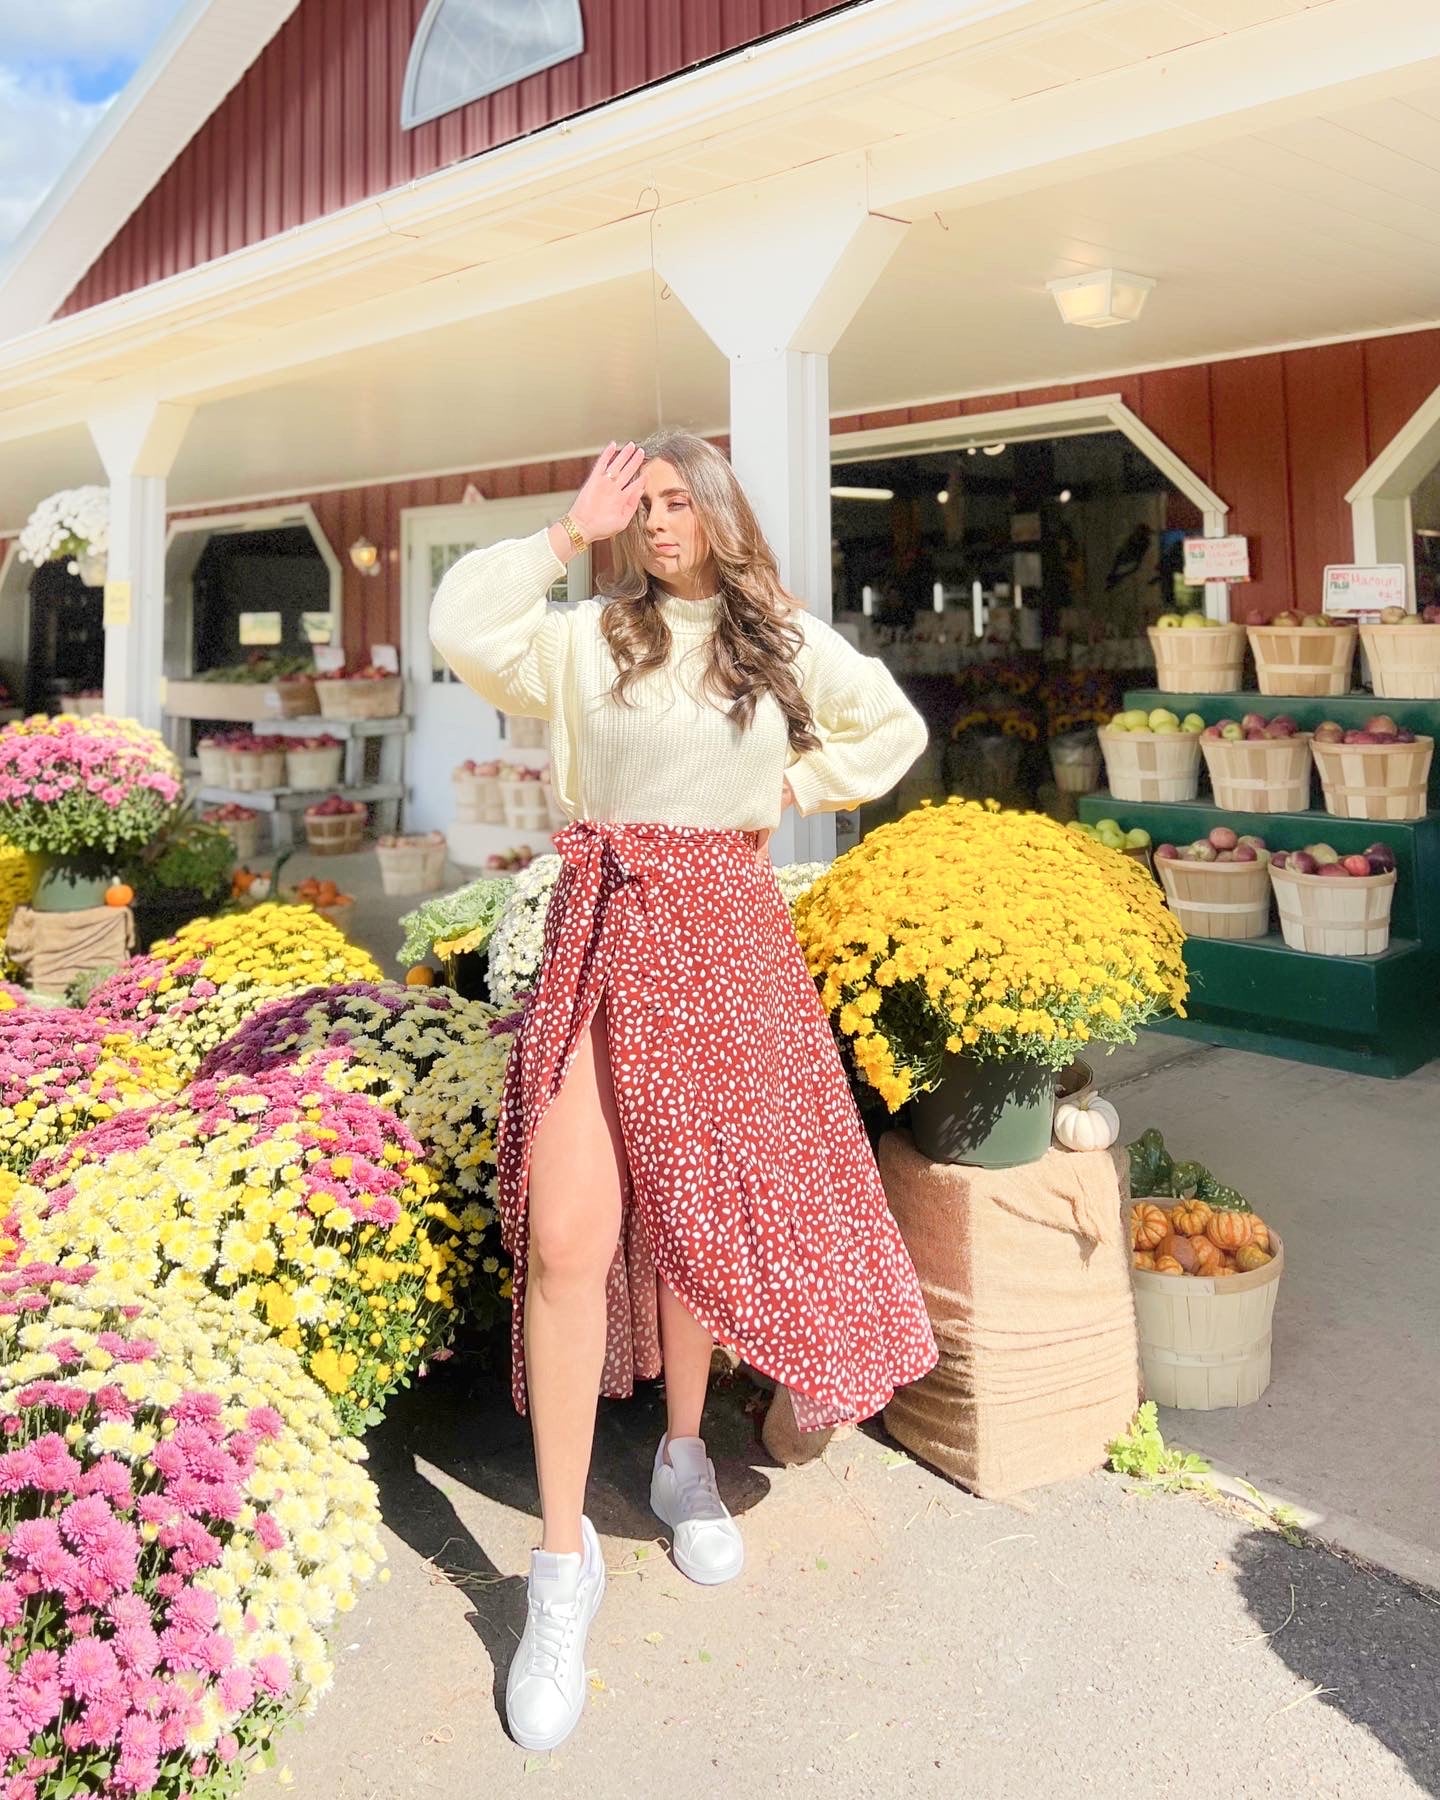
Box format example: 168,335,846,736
1270,715,1298,734
1364,842,1396,872
1343,854,1372,877
1209,827,1238,851
1396,728,1417,744
1201,724,1225,740
1241,713,1267,733
1245,728,1267,741
1189,841,1218,863
1289,852,1318,874
1270,851,1289,869
1317,863,1351,878
1155,843,1179,860
1423,604,1440,624
1244,608,1267,626
1312,721,1345,744
1344,730,1377,745
1273,610,1301,626
1232,846,1258,862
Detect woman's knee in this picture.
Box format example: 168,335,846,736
526,1016,626,1296
527,1201,618,1296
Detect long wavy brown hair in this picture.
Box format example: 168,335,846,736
597,431,821,754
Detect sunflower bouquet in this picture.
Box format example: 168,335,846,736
11,1070,468,1432
793,799,1188,1109
0,1262,384,1800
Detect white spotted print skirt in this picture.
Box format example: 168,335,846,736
496,819,938,1434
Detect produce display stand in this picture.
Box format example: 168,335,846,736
1080,687,1440,1078
182,713,409,847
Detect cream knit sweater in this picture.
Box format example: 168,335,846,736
429,526,927,831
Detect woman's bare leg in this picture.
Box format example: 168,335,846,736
524,1001,626,1555
657,1277,715,1446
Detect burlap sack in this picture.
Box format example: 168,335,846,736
4,906,134,999
881,1130,1139,1500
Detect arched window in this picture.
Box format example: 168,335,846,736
401,0,585,131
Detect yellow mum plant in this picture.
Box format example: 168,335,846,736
794,799,1188,1111
150,901,380,990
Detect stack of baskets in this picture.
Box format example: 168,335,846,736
1247,624,1356,696
1147,624,1247,694
502,713,549,751
303,799,367,855
375,832,447,896
315,675,403,720
453,760,506,824
499,767,564,831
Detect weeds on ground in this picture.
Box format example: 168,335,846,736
1106,1403,1212,1493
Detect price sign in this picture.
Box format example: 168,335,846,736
1183,537,1250,585
1322,564,1407,620
313,645,346,674
102,580,132,626
370,644,400,673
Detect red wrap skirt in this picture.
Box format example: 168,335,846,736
496,819,938,1434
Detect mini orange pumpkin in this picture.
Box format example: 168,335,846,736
1132,1250,1157,1272
1247,1215,1272,1254
104,881,134,908
1206,1210,1252,1251
404,966,436,987
1170,1198,1213,1236
1152,1254,1185,1276
1130,1203,1170,1251
1157,1231,1199,1274
1189,1235,1223,1276
1233,1243,1273,1273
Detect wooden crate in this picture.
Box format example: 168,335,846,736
165,678,317,721
1132,1233,1283,1410
1147,624,1246,694
1158,856,1272,940
1270,864,1395,956
1098,728,1201,803
1199,733,1313,812
315,677,402,720
1359,624,1440,699
1247,625,1356,696
1311,735,1433,822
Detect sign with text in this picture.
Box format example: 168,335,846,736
102,580,132,627
1183,536,1250,584
370,644,400,674
1322,564,1407,620
312,645,347,674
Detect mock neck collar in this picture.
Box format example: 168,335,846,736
655,588,720,634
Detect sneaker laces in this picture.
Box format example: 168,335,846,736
674,1459,727,1525
524,1594,580,1679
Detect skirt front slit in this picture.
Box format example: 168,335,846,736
495,819,938,1434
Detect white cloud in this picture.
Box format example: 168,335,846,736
0,0,184,69
0,66,111,248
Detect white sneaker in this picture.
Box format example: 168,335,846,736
650,1435,745,1586
505,1515,605,1751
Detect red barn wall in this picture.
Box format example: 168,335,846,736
60,0,855,317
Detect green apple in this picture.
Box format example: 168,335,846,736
1181,713,1206,734
1123,709,1150,732
1155,613,1183,630
1125,828,1152,849
1147,708,1180,731
1180,613,1209,630
1220,720,1244,741
1108,710,1132,732
1307,843,1339,867
1151,718,1181,734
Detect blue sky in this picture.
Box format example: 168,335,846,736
0,0,190,248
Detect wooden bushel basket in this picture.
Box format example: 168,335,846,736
502,712,549,750
1199,733,1313,813
1147,624,1247,694
213,815,261,863
500,774,554,832
1157,856,1272,940
304,810,366,855
196,742,231,785
1246,624,1356,696
1098,728,1201,803
452,768,504,824
315,676,403,720
1131,1233,1283,1410
285,745,344,790
1269,864,1395,956
375,833,448,896
1049,738,1102,794
1359,624,1440,699
224,749,287,792
1310,735,1433,822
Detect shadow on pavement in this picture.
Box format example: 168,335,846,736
365,1344,774,1736
1232,1528,1440,1795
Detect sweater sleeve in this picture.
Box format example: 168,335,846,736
428,526,570,719
785,616,928,816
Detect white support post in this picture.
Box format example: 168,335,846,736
87,401,193,729
654,160,908,864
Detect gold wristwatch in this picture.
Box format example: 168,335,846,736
557,512,587,553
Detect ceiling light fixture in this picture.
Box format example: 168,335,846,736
936,489,950,505
982,443,1007,457
348,537,382,577
1058,488,1073,504
830,485,894,502
1046,268,1156,328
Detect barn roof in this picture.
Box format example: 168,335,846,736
0,0,301,341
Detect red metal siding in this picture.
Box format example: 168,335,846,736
834,328,1440,619
60,0,854,317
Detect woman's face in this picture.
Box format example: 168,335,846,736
638,458,709,587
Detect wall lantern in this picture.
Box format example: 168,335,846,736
1046,269,1156,329
349,537,382,577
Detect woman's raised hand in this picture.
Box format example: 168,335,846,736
568,441,646,544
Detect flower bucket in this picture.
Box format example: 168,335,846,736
1269,864,1395,957
1098,728,1201,803
1246,624,1356,696
316,676,402,720
1147,624,1246,694
24,853,115,914
1199,733,1313,813
375,832,448,896
1132,1233,1283,1410
1048,736,1102,794
907,1052,1055,1170
285,744,344,790
500,773,554,832
1310,735,1433,822
1054,1058,1094,1107
1157,856,1272,941
1358,624,1440,699
453,767,504,824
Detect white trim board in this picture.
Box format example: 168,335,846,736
1346,376,1440,589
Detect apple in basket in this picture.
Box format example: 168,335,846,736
1380,606,1409,624
1366,842,1398,874
1272,610,1301,626
1366,714,1400,740
1342,855,1373,877
1312,720,1346,744
1219,720,1244,741
305,794,364,818
1288,852,1318,874
1244,607,1267,625
1423,604,1440,624
1343,730,1378,745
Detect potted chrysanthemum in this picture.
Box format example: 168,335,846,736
793,799,1189,1169
17,483,109,585
0,713,182,909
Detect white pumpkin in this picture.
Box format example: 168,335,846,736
1053,1094,1120,1152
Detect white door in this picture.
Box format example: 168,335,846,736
404,500,587,832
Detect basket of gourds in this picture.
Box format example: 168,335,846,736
1124,1129,1282,1411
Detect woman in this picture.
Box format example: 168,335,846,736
430,432,938,1752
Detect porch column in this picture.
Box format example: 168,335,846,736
87,401,193,729
653,160,908,864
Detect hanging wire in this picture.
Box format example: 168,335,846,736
635,181,664,431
